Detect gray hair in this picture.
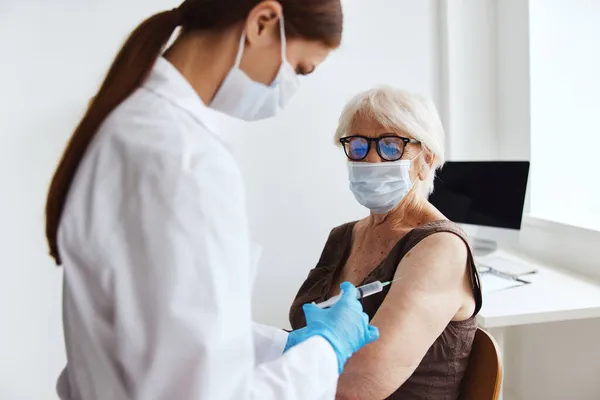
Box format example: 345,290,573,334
334,86,445,195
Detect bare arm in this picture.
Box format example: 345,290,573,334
336,232,473,400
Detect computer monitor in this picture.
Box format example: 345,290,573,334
428,161,530,254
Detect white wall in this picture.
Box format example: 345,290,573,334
440,0,531,162
440,0,499,160
0,1,441,398
495,0,531,163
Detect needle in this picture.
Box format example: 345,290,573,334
381,277,402,287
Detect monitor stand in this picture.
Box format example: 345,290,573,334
472,237,498,257
459,224,519,257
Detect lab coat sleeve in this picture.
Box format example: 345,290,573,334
318,380,339,400
111,149,338,400
252,336,339,399
252,323,289,365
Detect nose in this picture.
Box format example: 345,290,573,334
364,144,382,163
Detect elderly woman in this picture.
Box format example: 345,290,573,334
289,87,482,400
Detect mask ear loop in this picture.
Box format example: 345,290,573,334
408,149,424,162
405,148,426,194
279,15,287,63
234,29,247,68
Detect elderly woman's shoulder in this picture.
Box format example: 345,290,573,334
414,219,465,233
409,219,471,249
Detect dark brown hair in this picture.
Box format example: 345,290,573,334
46,0,343,265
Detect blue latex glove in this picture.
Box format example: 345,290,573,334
285,282,379,373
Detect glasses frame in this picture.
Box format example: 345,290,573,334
339,134,421,162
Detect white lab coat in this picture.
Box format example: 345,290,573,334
56,57,339,400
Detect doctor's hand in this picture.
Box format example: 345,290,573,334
299,282,379,374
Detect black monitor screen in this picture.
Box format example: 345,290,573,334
428,161,530,230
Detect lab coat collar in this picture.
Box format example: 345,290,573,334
144,57,218,134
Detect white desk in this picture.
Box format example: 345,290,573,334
478,261,600,329
475,251,600,399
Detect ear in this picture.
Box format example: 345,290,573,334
418,149,435,181
245,1,283,48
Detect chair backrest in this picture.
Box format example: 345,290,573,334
460,328,503,400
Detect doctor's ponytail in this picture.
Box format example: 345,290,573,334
45,7,184,265
46,0,343,265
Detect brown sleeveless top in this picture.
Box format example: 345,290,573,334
289,220,482,400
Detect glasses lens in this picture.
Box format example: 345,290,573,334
345,137,369,160
378,137,404,161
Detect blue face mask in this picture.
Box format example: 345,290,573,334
348,156,419,214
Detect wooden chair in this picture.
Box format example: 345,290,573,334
460,328,503,400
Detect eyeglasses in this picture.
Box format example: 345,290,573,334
340,135,421,162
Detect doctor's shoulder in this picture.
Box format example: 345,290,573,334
99,94,243,187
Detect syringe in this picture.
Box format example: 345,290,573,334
314,280,393,309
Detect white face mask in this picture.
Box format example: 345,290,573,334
348,156,420,214
209,15,299,121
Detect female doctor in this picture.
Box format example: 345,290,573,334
46,1,379,399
